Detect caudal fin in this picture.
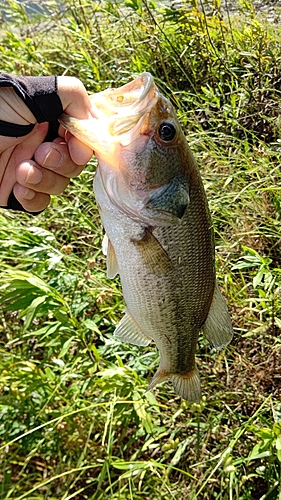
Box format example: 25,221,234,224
170,366,201,402
148,365,201,402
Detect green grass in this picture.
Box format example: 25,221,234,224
0,0,281,498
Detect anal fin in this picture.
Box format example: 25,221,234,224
114,311,152,346
202,281,233,349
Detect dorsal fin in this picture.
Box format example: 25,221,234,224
202,282,233,349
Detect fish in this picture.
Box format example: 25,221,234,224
59,72,233,402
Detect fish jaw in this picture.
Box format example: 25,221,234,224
59,72,159,170
60,72,191,224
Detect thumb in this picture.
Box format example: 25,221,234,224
57,76,93,120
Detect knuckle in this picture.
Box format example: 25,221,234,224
21,194,50,212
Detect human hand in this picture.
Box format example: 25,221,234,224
0,76,93,213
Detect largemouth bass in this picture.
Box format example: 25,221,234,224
60,73,233,402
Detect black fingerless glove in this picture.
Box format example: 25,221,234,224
0,73,63,213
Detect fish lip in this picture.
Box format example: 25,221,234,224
131,72,156,109
96,72,156,113
90,72,158,138
122,72,156,112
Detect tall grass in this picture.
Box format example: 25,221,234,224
0,0,281,498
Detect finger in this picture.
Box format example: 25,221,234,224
13,183,50,212
57,76,93,119
0,123,49,205
15,161,70,195
67,135,93,166
33,140,92,176
58,126,94,164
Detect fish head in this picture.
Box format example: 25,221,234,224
60,73,192,224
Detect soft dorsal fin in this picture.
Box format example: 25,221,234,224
202,282,233,349
114,311,152,346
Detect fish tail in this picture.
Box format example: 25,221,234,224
147,366,170,393
148,365,201,402
170,366,201,402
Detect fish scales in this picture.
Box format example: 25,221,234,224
94,160,214,382
59,72,234,401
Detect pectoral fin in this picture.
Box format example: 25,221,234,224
102,234,119,279
114,311,152,346
148,364,201,402
132,228,172,277
202,282,234,349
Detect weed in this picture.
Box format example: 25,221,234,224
0,0,281,498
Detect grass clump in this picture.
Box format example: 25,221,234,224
0,0,281,498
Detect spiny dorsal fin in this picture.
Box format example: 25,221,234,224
114,311,152,346
202,281,233,349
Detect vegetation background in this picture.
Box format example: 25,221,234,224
0,0,281,498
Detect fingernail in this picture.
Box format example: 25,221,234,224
22,188,36,200
43,147,63,168
25,166,43,184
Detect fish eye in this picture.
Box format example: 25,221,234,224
158,122,176,142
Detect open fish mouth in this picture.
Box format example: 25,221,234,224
91,72,157,121
59,72,159,155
